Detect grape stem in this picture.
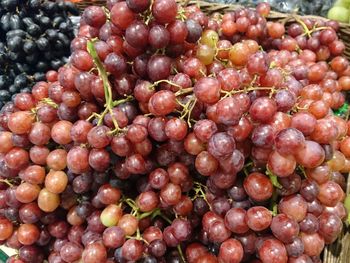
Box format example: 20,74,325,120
125,233,149,245
192,181,211,209
266,167,282,189
199,69,206,77
31,98,59,119
40,98,58,108
138,209,156,220
0,179,14,187
151,79,184,92
150,208,173,224
144,0,154,25
86,112,101,122
220,86,276,99
177,245,187,263
183,0,191,7
102,6,110,20
297,165,307,178
291,105,309,113
124,198,173,225
292,15,331,38
292,15,312,37
87,40,132,133
136,227,141,239
309,26,331,33
175,87,194,97
87,40,114,124
243,161,253,176
178,96,197,127
124,198,139,214
176,8,187,21
269,190,279,216
112,95,134,107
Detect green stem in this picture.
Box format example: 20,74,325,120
220,86,275,98
309,26,331,35
175,87,194,97
136,227,141,239
293,15,311,37
139,209,157,220
151,79,184,91
86,112,101,122
266,167,282,189
151,209,172,224
270,190,278,216
193,182,211,209
243,161,253,177
124,198,139,213
113,95,134,107
177,245,186,263
87,40,112,106
41,98,58,108
0,179,14,187
179,96,197,128
102,6,110,20
298,165,307,178
87,40,120,128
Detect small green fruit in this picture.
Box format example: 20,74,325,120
328,6,349,23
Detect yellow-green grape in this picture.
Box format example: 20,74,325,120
100,204,123,227
327,150,346,171
335,0,350,7
196,44,215,66
328,6,349,23
345,194,350,211
344,194,350,224
200,29,219,48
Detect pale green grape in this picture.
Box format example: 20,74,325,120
345,194,350,224
100,204,123,227
341,0,350,5
334,0,350,8
328,6,350,23
344,194,350,212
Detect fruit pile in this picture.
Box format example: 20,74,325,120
0,0,78,108
0,1,349,263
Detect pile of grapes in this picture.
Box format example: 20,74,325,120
0,1,350,262
0,0,78,108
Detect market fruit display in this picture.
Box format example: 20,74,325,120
0,1,349,262
0,0,79,108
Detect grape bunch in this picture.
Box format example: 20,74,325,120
0,0,78,108
0,1,349,263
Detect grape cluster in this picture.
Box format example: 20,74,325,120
0,0,78,108
0,1,349,263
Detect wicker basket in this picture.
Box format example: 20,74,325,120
74,0,106,11
73,1,350,262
